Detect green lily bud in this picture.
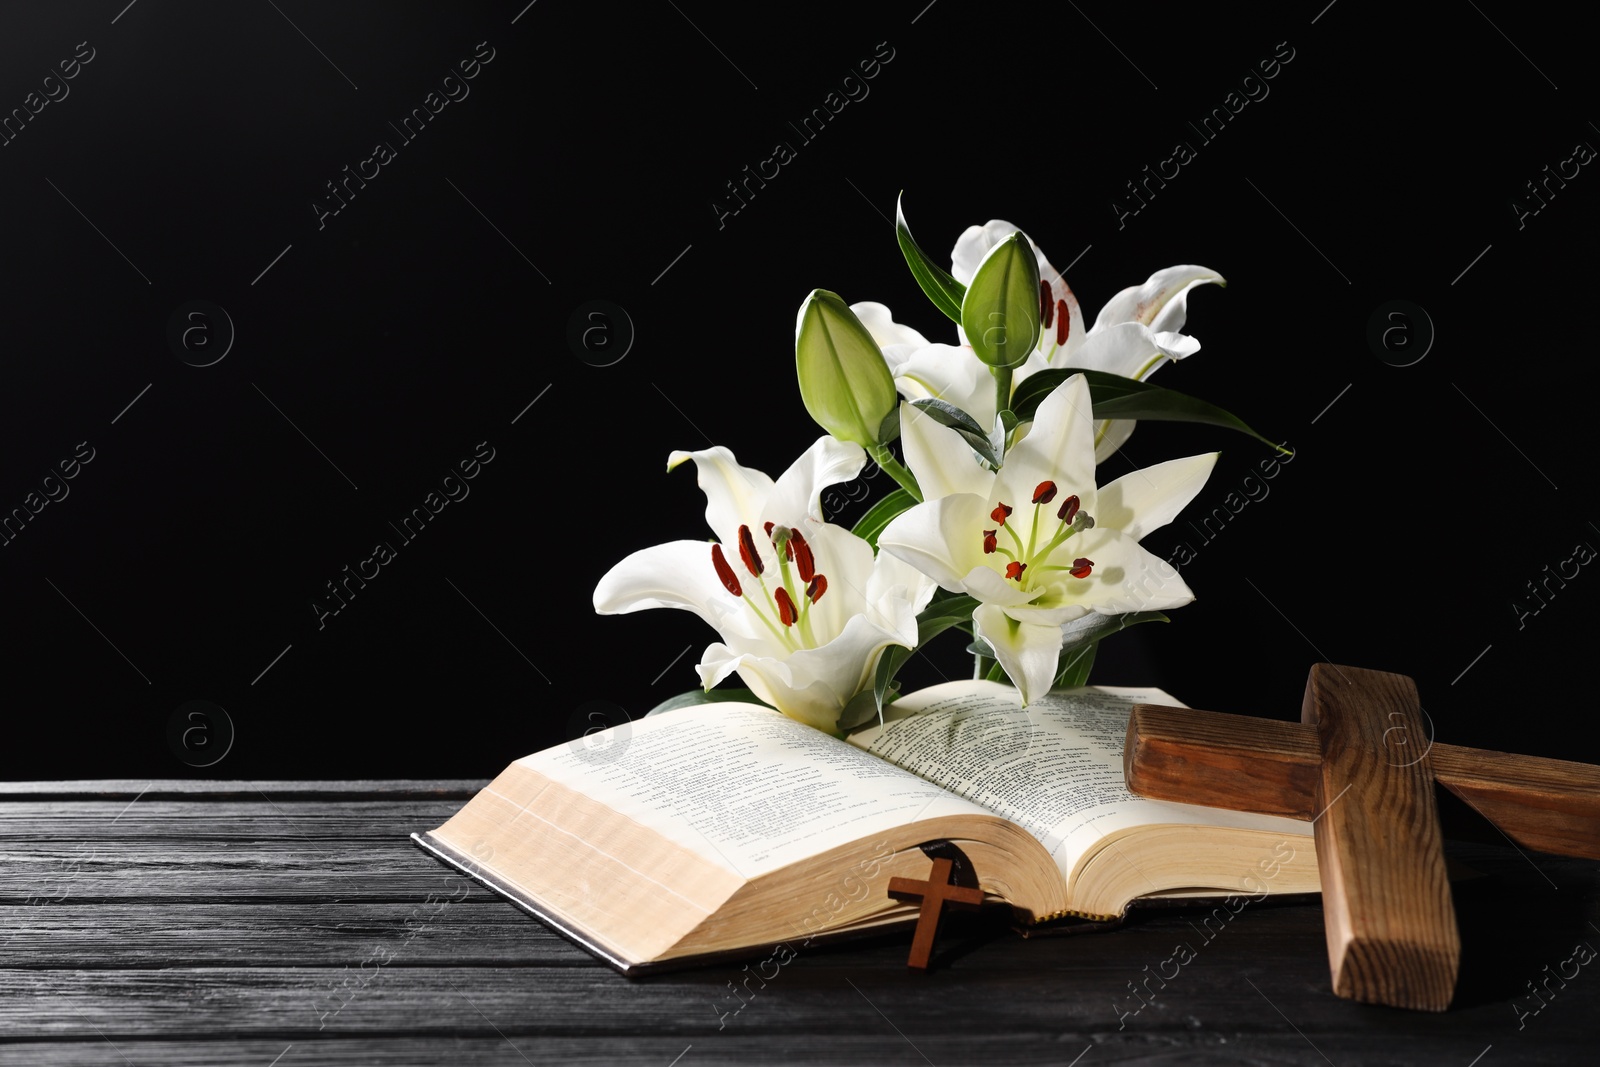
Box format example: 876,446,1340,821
795,289,899,448
961,232,1041,369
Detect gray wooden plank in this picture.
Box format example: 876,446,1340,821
0,902,591,967
2,787,1595,1067
0,953,1578,1046
0,839,499,902
0,1032,1571,1067
0,800,470,840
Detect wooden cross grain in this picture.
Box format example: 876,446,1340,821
1123,663,1600,1012
887,856,985,971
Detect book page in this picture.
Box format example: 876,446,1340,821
521,703,994,879
850,680,1312,883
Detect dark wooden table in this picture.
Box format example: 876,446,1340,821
4,780,1596,1066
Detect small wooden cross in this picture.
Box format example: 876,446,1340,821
887,856,985,971
1123,663,1600,1012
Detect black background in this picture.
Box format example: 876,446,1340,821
1,0,1595,781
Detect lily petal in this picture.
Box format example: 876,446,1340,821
790,520,878,636
893,343,996,431
1093,419,1136,466
877,494,993,592
1045,530,1196,616
1153,330,1201,360
972,602,1063,707
1094,452,1219,543
1092,265,1225,335
901,401,995,500
950,220,1054,286
1065,321,1170,380
666,445,776,550
850,301,930,354
701,610,921,732
962,564,1048,609
765,436,868,528
992,374,1098,517
861,545,940,632
593,539,743,633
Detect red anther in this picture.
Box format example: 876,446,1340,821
1005,561,1027,581
1069,557,1094,579
789,530,815,582
764,521,775,537
991,502,1013,524
1040,280,1053,328
1057,494,1080,523
1032,480,1057,505
775,587,798,626
1056,299,1069,346
738,524,764,576
983,530,998,554
807,574,828,602
711,543,742,597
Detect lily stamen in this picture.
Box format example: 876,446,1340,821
774,587,798,627
738,524,765,576
1035,555,1095,577
790,530,816,583
990,502,1027,556
711,543,742,597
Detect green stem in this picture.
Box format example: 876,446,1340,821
973,653,993,680
992,364,1013,425
869,444,922,503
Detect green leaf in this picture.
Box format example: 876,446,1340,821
851,488,917,548
1048,611,1171,691
1053,641,1098,689
646,687,766,717
907,397,988,437
837,687,889,732
1059,610,1169,658
907,398,999,467
877,406,901,446
961,232,1041,369
896,193,966,324
1009,369,1289,454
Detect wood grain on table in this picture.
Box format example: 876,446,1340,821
2,780,1596,1066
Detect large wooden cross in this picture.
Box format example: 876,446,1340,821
1122,663,1600,1012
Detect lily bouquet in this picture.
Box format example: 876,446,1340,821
594,198,1285,734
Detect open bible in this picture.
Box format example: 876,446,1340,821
413,680,1318,972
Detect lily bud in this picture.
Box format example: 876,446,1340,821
961,232,1041,369
795,289,899,448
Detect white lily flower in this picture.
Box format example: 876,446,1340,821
593,436,937,732
877,374,1216,706
854,221,1224,461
